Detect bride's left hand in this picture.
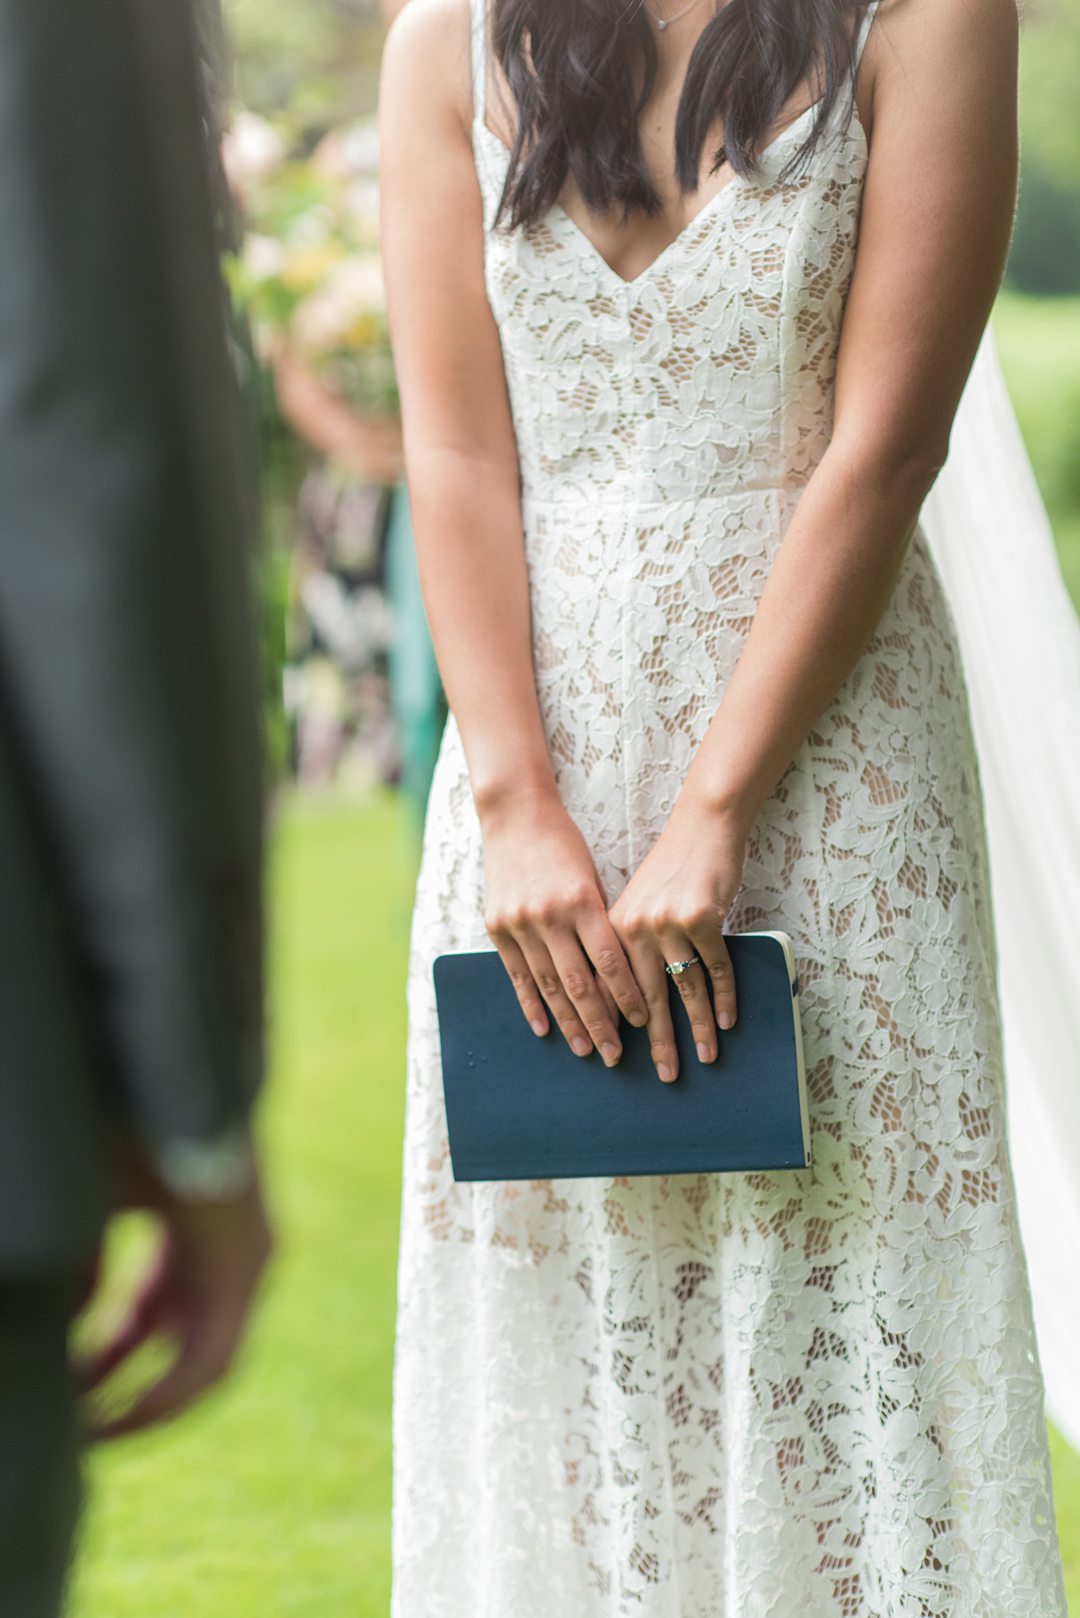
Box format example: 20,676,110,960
606,798,749,1084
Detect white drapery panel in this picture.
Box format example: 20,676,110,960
921,324,1080,1455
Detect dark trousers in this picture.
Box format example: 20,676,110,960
0,1281,81,1618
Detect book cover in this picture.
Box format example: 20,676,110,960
434,932,809,1181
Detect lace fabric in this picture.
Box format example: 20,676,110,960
390,2,1070,1612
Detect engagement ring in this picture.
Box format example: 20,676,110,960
665,957,703,977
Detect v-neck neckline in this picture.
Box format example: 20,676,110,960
473,96,847,292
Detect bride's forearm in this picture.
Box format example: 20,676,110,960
406,443,558,821
678,436,941,833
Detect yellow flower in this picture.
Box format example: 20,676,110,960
342,313,381,349
280,241,348,293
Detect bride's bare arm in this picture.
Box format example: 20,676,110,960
379,0,543,811
379,0,648,1060
608,0,1020,1079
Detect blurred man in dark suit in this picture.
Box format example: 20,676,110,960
0,2,272,1611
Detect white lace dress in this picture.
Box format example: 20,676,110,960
390,2,1070,1613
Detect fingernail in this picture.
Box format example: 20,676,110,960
530,1020,546,1036
628,1009,648,1028
601,1042,621,1065
658,1063,673,1083
571,1036,591,1056
718,1011,734,1030
696,1041,712,1063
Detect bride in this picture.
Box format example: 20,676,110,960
378,0,1072,1610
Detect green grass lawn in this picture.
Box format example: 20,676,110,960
70,297,1080,1613
71,794,415,1616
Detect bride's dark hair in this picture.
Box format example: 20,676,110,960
486,0,873,231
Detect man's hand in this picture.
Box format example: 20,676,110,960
74,1137,274,1442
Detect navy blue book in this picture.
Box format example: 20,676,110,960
433,932,809,1181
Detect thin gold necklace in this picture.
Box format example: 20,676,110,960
644,0,708,30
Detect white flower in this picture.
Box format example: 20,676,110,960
222,110,285,194
242,232,286,281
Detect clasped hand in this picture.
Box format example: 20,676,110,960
481,788,748,1084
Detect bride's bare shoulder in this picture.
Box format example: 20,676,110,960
867,0,1019,88
854,0,1016,153
379,0,475,150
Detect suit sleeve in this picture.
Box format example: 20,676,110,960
0,0,267,1151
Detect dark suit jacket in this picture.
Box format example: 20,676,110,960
0,0,265,1272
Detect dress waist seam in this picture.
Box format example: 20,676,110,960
520,485,807,509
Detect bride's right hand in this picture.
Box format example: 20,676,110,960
480,788,649,1067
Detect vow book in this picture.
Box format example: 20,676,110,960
433,931,810,1182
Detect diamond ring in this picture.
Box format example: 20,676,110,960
665,956,702,978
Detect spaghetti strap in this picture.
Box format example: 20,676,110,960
469,0,486,126
853,0,881,70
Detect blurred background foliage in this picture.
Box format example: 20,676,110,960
226,0,384,134
1012,0,1080,294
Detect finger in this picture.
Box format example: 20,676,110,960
660,930,717,1064
491,933,550,1036
86,1299,246,1443
688,913,738,1030
624,938,679,1083
75,1304,160,1395
547,930,625,1067
87,1337,229,1443
517,935,596,1059
73,1240,172,1393
595,973,620,1029
575,913,649,1030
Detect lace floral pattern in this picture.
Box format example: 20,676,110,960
390,2,1069,1613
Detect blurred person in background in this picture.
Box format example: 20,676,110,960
227,0,447,826
0,2,271,1613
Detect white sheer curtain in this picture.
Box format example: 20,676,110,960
920,323,1080,1455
